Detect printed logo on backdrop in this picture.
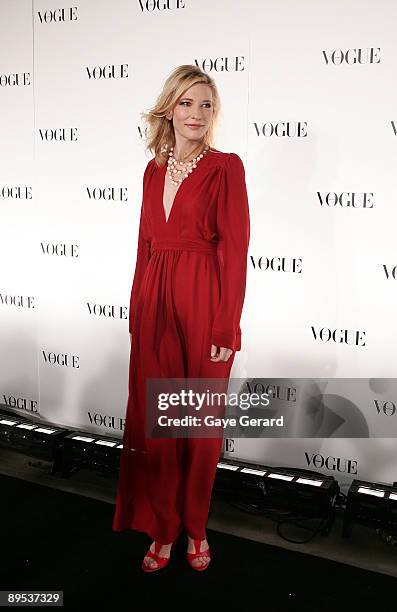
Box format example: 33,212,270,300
37,7,78,23
0,186,32,199
250,256,302,273
311,328,365,346
138,125,149,140
0,293,35,310
391,121,397,135
194,57,245,72
86,302,128,323
40,242,79,257
3,395,38,414
383,265,397,280
38,128,78,142
322,48,380,65
86,186,128,203
85,65,129,80
0,73,31,87
371,379,397,417
88,411,125,432
253,122,307,137
138,0,185,12
42,351,79,368
375,398,397,417
317,192,374,208
305,452,358,474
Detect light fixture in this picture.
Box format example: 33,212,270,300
343,478,397,537
214,457,339,534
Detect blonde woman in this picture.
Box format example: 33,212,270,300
113,65,250,572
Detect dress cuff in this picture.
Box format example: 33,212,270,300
211,327,241,352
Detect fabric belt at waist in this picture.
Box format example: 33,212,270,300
151,238,218,255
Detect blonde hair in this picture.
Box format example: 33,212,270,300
141,64,222,167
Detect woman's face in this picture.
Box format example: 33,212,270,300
170,82,214,146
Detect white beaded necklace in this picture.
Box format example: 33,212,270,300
167,144,210,186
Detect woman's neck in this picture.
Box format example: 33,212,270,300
173,142,205,163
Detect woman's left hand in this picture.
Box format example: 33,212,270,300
210,344,233,362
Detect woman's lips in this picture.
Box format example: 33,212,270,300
186,125,203,129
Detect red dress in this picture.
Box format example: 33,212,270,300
112,148,250,543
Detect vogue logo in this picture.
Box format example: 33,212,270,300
322,48,380,65
40,242,79,257
317,192,374,208
38,128,78,142
250,256,302,274
86,187,128,202
374,399,397,416
37,7,78,23
42,351,79,368
305,452,358,474
3,395,38,414
87,302,128,321
138,0,185,12
0,73,31,87
87,411,125,431
0,293,35,309
194,57,244,72
138,125,149,140
244,380,296,402
85,65,129,80
253,122,307,137
382,265,397,280
0,186,32,199
311,327,366,346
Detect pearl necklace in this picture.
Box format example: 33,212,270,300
167,145,210,186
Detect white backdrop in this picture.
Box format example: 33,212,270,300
1,0,397,495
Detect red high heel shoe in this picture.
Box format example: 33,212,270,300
186,539,211,571
142,541,174,573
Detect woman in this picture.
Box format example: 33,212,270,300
112,64,250,572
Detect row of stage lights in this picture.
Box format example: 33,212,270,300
1,405,397,542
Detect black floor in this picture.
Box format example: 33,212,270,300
1,473,396,611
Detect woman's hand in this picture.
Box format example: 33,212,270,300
210,344,233,362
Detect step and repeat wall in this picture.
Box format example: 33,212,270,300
1,0,397,494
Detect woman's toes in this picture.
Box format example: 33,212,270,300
144,556,157,568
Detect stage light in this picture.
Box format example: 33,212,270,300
343,478,397,537
61,432,123,477
0,406,123,477
217,462,239,471
268,472,294,482
214,457,338,535
0,408,69,472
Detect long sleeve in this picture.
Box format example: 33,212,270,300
129,162,152,334
211,153,250,351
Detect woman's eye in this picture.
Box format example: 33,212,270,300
180,101,212,108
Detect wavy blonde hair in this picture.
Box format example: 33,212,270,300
141,64,222,167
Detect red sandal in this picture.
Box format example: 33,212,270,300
186,539,211,571
142,541,174,573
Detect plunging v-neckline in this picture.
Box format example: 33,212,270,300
160,149,213,225
161,165,185,225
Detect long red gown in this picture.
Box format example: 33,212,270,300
112,148,250,543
